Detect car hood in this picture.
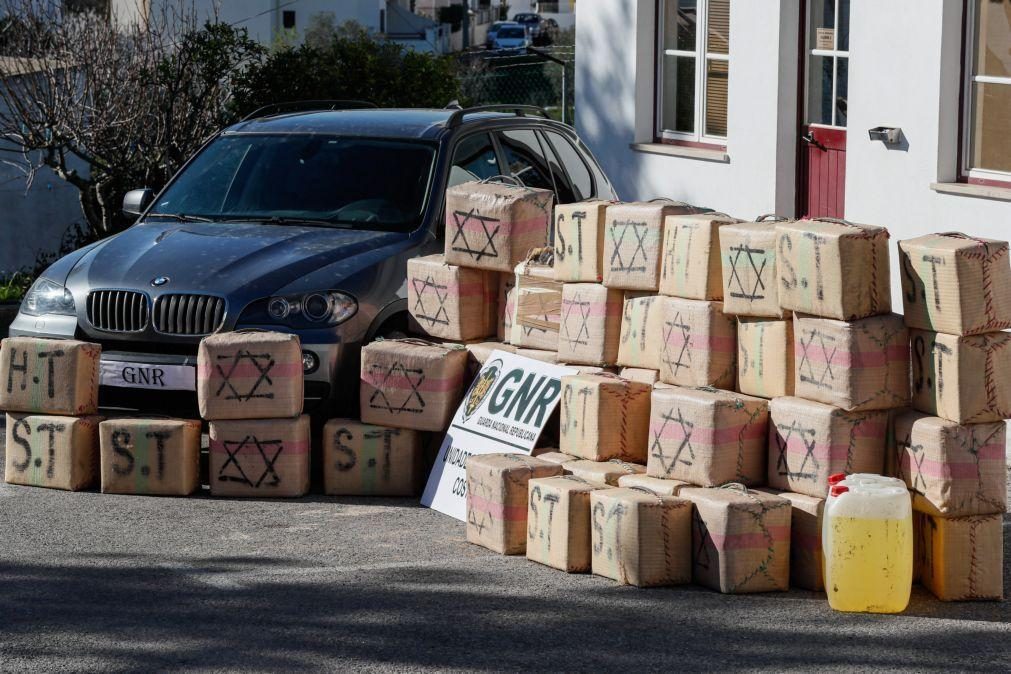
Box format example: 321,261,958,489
66,221,408,299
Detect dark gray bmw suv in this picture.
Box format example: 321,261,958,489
10,104,616,416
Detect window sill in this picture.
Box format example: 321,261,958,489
930,181,1011,202
629,142,730,163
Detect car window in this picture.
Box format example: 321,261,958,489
543,130,594,201
498,129,556,193
449,133,501,187
534,130,576,204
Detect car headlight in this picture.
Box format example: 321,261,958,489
266,290,357,326
21,278,76,316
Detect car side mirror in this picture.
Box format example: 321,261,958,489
122,188,154,216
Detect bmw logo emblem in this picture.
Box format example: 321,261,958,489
151,276,170,286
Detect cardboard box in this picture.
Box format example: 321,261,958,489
497,272,516,343
719,221,788,318
557,284,623,366
590,487,693,587
407,254,496,341
793,313,910,411
767,397,887,497
737,317,795,399
759,489,825,591
660,212,738,300
511,258,562,350
208,416,310,498
554,201,609,282
559,374,651,462
616,473,691,496
683,486,791,593
910,329,1011,423
603,201,696,291
913,495,1003,601
658,297,736,388
893,411,1006,517
360,339,468,432
898,233,1011,336
616,294,664,370
99,418,201,496
4,413,101,491
444,180,553,273
526,475,607,572
647,386,769,486
465,453,564,555
776,219,891,320
0,337,100,415
618,367,660,385
197,331,303,420
322,419,422,496
564,459,646,486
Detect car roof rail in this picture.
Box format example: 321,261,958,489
445,104,551,128
241,99,378,122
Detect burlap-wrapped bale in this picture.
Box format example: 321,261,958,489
616,473,690,495
4,413,101,491
534,450,578,465
658,297,736,388
208,416,310,498
562,365,619,375
618,367,660,385
322,419,422,496
526,475,607,572
99,418,200,496
647,386,768,486
197,331,303,420
759,488,825,591
559,374,651,462
910,329,1011,423
564,459,645,486
893,411,1006,517
554,200,610,282
616,294,664,370
719,218,788,318
793,313,910,411
683,486,791,593
590,487,693,587
0,337,100,415
444,180,553,273
898,233,1011,336
767,397,887,497
466,453,564,555
737,317,795,399
913,494,1003,601
407,254,496,341
603,201,696,291
511,257,562,350
776,219,891,320
464,341,515,383
660,212,739,300
557,284,623,366
360,339,468,431
497,272,517,342
514,348,558,363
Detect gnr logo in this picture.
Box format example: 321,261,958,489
121,365,167,387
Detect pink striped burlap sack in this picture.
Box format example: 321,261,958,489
197,331,303,420
407,254,497,341
4,413,102,491
209,415,310,498
616,293,664,370
359,339,468,432
557,283,624,366
616,473,691,496
757,488,825,591
559,373,651,462
719,217,790,318
603,201,697,291
511,254,563,351
526,474,607,572
737,316,795,399
0,337,100,415
658,297,736,388
554,200,610,282
563,459,646,486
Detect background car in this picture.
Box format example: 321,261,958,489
10,103,617,419
485,21,508,49
491,23,530,53
512,13,549,46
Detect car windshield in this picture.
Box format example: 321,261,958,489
515,14,538,23
149,134,436,232
498,27,525,38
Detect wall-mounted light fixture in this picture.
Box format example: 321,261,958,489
868,126,902,145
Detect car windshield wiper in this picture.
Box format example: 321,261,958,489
145,212,218,223
220,216,352,229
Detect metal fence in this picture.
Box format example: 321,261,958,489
458,46,575,125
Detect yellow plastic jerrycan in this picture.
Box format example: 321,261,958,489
823,477,912,614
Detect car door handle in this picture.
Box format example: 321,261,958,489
801,132,827,151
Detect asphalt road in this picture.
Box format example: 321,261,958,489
0,434,1008,672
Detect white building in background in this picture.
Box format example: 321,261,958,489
577,0,1011,299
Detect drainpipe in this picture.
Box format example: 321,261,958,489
461,0,470,49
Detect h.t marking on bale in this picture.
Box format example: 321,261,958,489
775,421,819,479
609,220,650,273
450,209,501,262
215,350,276,402
367,363,426,415
411,275,450,327
797,328,838,390
218,435,285,488
726,244,768,301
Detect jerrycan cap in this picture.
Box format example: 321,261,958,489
830,485,850,497
828,473,847,486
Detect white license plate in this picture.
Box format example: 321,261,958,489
100,360,196,391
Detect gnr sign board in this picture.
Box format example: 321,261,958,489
422,350,576,520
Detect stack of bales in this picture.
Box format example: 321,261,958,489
894,233,1009,601
1,337,103,491
198,331,310,498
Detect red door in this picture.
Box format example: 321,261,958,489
797,0,850,218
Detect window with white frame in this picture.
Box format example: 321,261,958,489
656,0,730,144
963,0,1011,179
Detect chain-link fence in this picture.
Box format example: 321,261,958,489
458,45,575,125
